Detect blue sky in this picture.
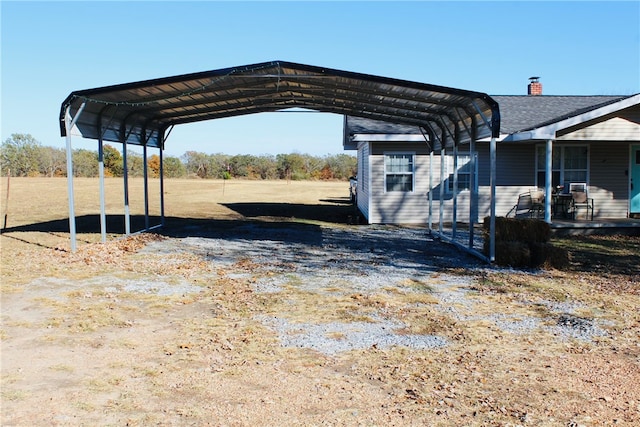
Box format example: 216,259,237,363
2,1,639,157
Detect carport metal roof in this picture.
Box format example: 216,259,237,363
59,60,501,262
60,60,500,149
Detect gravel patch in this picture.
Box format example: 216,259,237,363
26,275,203,298
256,315,448,355
120,280,203,297
142,221,611,352
491,314,542,335
548,313,610,342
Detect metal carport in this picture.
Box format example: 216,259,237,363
59,60,500,261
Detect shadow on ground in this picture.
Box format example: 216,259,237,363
0,198,359,236
0,202,485,271
553,235,640,276
0,200,361,249
4,204,638,277
221,201,357,224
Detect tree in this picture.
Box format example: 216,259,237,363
103,144,123,177
252,155,278,179
323,154,357,180
73,149,98,177
39,146,67,177
276,153,308,180
229,154,255,178
302,154,325,179
0,134,357,181
162,156,186,178
207,153,231,179
182,151,211,178
148,154,161,178
126,151,145,177
0,134,41,176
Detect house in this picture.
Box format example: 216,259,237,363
344,80,640,225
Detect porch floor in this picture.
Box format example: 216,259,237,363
550,218,640,236
429,218,640,263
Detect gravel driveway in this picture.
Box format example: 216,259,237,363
140,221,609,353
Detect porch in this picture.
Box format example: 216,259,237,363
550,218,640,236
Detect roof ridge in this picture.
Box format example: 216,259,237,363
492,94,628,98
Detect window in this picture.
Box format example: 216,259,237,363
447,153,477,193
385,153,414,192
536,145,588,189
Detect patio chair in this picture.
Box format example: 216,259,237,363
511,191,544,219
570,187,594,220
529,188,545,218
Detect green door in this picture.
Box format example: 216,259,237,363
632,145,640,215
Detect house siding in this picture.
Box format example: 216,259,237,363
477,144,538,218
479,142,632,219
365,143,490,224
369,143,431,224
552,107,638,218
357,140,634,224
584,142,629,218
356,141,370,221
557,106,640,141
361,142,514,224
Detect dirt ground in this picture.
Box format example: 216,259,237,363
1,178,639,426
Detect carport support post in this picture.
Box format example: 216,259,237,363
489,137,497,262
428,150,433,230
452,144,458,238
439,146,446,234
545,139,553,223
468,132,477,248
98,137,107,243
64,103,86,252
159,146,165,227
122,140,131,236
143,144,149,231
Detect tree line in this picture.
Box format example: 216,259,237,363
0,134,357,180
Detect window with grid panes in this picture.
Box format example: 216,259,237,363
536,145,588,189
385,153,414,192
447,153,476,193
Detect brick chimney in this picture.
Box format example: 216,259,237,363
528,76,542,95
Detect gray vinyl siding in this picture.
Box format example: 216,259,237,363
365,142,508,224
356,142,370,221
581,142,629,218
557,106,640,141
357,138,634,224
551,107,638,217
476,144,538,218
481,142,631,219
369,143,431,224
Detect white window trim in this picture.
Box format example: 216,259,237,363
445,152,478,195
384,151,415,193
535,144,590,188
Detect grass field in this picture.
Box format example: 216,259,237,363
0,177,354,247
1,177,639,426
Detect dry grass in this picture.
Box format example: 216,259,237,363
1,177,639,426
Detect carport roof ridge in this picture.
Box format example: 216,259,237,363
60,60,500,149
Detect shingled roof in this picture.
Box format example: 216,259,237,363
345,95,632,141
492,95,627,134
345,116,423,135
